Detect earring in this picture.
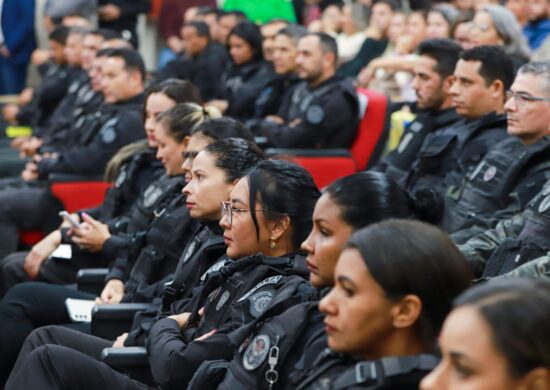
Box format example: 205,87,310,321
270,237,276,249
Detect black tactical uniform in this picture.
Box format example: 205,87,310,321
98,0,151,48
4,222,227,387
0,93,145,261
154,43,229,101
147,253,309,388
406,112,508,195
221,60,275,121
374,107,461,187
0,147,167,294
260,76,360,149
16,61,72,128
190,285,327,390
442,135,550,233
457,179,550,277
295,352,440,390
0,194,197,379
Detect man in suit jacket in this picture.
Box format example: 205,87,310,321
0,0,36,94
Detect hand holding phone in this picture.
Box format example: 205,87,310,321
59,211,80,230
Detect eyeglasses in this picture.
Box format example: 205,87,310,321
220,201,269,226
506,90,550,107
470,22,491,32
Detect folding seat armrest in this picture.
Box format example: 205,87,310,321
101,346,148,366
264,148,352,158
77,268,109,294
91,303,151,340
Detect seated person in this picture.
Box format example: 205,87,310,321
421,278,550,389
257,32,360,149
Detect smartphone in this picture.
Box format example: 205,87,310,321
58,211,80,230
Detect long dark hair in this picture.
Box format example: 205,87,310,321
347,219,473,352
454,278,550,377
325,171,442,228
228,21,264,63
247,160,320,250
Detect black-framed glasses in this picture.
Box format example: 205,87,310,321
506,90,550,107
220,201,269,225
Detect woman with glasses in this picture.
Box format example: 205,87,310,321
6,158,320,389
421,278,550,390
192,172,443,389
469,5,531,67
0,119,252,386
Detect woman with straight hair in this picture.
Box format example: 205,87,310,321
296,219,473,389
421,278,550,390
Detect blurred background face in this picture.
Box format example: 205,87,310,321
406,12,428,46
181,133,212,181
469,11,503,47
371,3,394,36
412,56,446,109
49,40,66,64
427,11,451,39
453,21,473,48
64,33,83,67
387,13,407,43
81,34,104,70
228,34,254,65
218,15,239,43
100,57,133,103
89,56,105,92
507,0,529,25
321,5,343,33
527,0,549,21
296,35,325,83
144,92,176,147
261,21,288,61
271,34,298,74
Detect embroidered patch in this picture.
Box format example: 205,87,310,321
143,186,164,208
305,105,325,124
249,289,275,318
238,275,283,302
538,195,550,213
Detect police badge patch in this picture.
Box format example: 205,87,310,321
100,118,119,144
243,335,270,371
538,195,550,213
181,240,197,263
483,166,497,182
143,186,164,208
306,105,325,124
248,289,275,318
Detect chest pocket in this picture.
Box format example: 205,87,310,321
417,134,456,173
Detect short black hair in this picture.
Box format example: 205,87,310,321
90,28,122,41
95,48,114,58
183,21,211,40
204,138,265,183
303,32,339,65
460,45,514,90
106,48,146,81
196,6,220,17
418,38,462,79
49,25,70,45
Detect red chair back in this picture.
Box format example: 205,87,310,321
292,156,356,189
352,88,388,170
50,182,111,213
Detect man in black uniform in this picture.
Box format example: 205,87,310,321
247,24,306,131
0,48,146,259
258,32,359,149
406,45,513,195
154,21,229,101
374,39,462,186
98,0,151,48
441,61,550,233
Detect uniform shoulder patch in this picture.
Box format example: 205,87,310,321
306,105,325,124
100,117,119,144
